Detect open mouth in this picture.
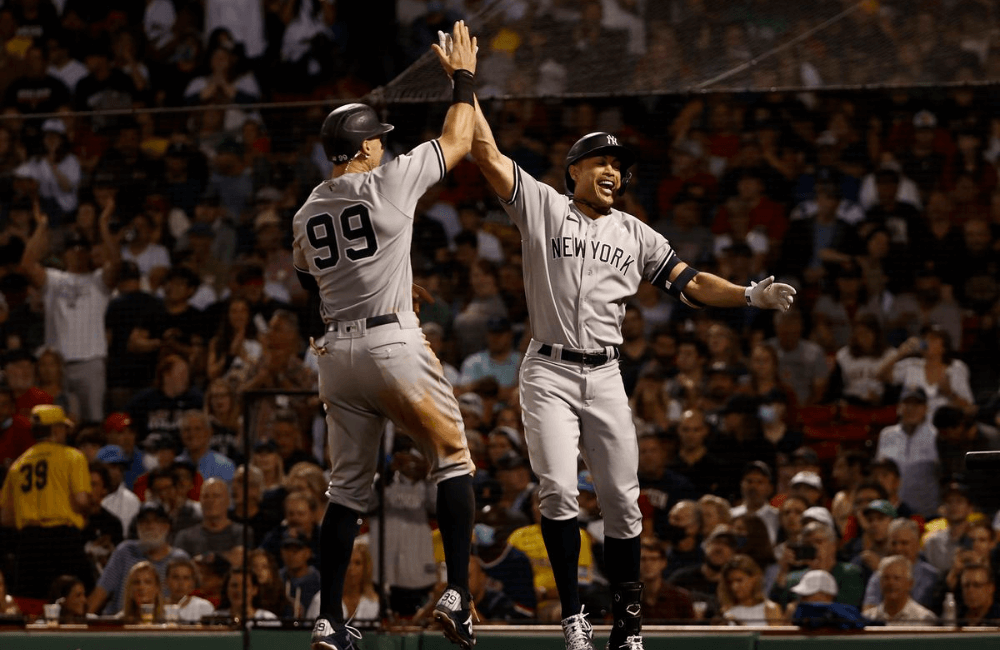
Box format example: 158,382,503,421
597,179,615,196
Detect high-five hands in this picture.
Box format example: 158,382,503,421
432,20,478,77
746,276,796,311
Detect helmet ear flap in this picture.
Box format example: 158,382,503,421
619,170,633,196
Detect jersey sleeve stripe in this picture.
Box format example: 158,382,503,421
649,250,678,287
499,162,521,205
431,139,446,182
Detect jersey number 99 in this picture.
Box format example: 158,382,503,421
20,459,48,493
306,207,379,270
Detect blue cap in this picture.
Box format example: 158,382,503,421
96,444,129,465
578,470,596,494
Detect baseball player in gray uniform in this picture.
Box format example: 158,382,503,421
468,103,795,650
295,22,480,650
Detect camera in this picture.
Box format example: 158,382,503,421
790,543,817,562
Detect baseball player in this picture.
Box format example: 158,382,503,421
468,104,795,650
294,22,480,650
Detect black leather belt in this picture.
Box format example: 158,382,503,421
327,313,399,332
537,343,619,367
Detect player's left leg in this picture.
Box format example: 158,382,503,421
578,364,644,650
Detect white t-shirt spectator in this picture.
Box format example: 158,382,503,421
43,268,112,361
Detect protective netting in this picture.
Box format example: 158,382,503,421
375,0,1000,103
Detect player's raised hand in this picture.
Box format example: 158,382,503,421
746,276,796,311
432,20,477,77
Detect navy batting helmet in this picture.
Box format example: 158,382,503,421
564,132,636,196
320,103,394,164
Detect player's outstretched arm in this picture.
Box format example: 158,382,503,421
667,262,796,311
470,96,515,201
431,20,477,172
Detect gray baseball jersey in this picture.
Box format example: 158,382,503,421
500,163,680,539
292,140,473,511
292,140,445,323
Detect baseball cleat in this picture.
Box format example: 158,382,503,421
433,587,478,648
561,607,595,650
311,617,362,650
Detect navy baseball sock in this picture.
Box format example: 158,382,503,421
319,501,362,624
604,534,641,583
540,515,582,618
437,474,475,598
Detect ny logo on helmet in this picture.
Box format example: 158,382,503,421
606,135,619,146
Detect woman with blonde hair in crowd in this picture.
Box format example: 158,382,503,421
118,561,164,623
717,554,784,626
306,539,380,622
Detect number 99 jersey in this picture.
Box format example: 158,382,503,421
1,440,90,529
292,140,448,323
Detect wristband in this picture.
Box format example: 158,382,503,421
452,69,475,106
745,285,753,306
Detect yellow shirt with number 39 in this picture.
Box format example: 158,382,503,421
0,441,89,529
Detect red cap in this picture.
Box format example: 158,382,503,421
103,412,133,433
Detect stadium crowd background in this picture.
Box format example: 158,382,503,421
1,0,1000,630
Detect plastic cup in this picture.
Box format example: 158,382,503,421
693,601,708,619
43,603,61,625
164,604,181,624
140,603,155,624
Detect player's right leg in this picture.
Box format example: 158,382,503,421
520,356,594,650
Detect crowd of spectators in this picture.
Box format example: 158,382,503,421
0,0,999,632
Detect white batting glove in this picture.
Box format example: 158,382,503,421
437,30,453,56
437,29,476,57
745,276,796,311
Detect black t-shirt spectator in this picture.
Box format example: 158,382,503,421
74,68,138,115
105,289,167,389
669,452,728,498
125,386,204,444
10,1,61,43
161,304,209,350
3,74,70,114
639,469,699,541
